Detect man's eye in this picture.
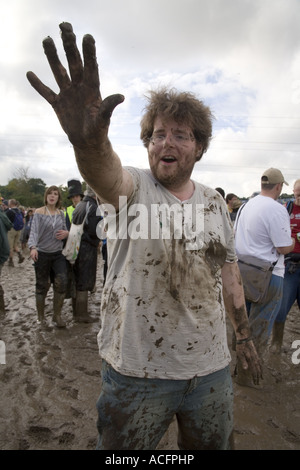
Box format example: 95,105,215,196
174,134,185,141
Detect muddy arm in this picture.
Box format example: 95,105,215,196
26,22,133,208
222,261,263,385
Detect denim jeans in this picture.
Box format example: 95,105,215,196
246,274,283,354
275,262,300,323
96,361,234,450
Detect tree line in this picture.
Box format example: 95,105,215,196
0,167,294,210
0,168,86,209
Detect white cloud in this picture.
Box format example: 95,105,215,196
0,0,300,199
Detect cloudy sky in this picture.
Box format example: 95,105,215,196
1,0,300,198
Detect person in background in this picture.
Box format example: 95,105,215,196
230,198,242,223
65,179,83,230
270,178,300,353
72,185,102,322
64,179,84,302
0,210,13,316
28,186,69,328
27,21,262,450
20,208,34,251
215,187,225,199
1,200,9,213
6,199,25,266
234,168,295,384
226,193,239,214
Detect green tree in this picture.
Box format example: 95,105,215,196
0,167,47,207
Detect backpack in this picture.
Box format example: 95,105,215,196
12,209,24,231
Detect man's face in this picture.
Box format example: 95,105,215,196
147,116,202,190
293,182,300,205
71,195,81,207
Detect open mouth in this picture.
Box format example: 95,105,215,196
161,156,177,164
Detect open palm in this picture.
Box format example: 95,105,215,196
27,22,124,149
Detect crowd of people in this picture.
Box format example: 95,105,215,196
0,179,106,325
0,21,299,450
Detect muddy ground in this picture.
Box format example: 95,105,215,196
0,250,299,450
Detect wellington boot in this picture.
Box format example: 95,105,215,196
36,293,46,324
52,291,66,328
270,322,285,354
18,252,25,264
0,285,5,317
74,291,94,323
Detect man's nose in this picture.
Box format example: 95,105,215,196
162,134,176,146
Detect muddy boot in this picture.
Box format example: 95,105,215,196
52,291,66,328
18,252,25,264
0,285,5,317
8,258,14,267
74,291,94,323
36,293,46,324
270,322,285,354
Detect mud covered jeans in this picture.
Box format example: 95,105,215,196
96,361,234,450
34,250,68,296
246,273,283,354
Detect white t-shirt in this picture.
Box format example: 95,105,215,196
97,168,237,380
234,194,292,277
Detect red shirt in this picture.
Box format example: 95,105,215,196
290,203,300,253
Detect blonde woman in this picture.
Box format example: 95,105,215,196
28,186,69,327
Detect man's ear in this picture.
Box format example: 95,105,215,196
195,144,203,162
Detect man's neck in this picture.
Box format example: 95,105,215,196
260,190,278,200
168,180,195,201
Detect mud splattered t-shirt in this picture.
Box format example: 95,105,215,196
97,168,237,380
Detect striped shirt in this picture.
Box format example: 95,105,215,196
28,210,66,253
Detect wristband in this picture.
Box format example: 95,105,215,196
236,336,252,345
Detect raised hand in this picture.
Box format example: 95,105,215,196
26,22,124,150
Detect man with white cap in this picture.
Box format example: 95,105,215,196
234,168,295,385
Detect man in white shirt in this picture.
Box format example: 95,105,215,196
27,22,263,450
234,168,295,383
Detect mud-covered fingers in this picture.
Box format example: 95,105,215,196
59,22,84,84
43,36,71,89
82,34,100,90
26,71,57,105
245,344,263,385
236,342,263,384
251,356,263,384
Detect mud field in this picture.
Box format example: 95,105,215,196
0,250,299,450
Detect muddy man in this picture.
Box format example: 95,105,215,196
27,22,262,450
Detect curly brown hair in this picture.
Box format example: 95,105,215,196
140,88,214,161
